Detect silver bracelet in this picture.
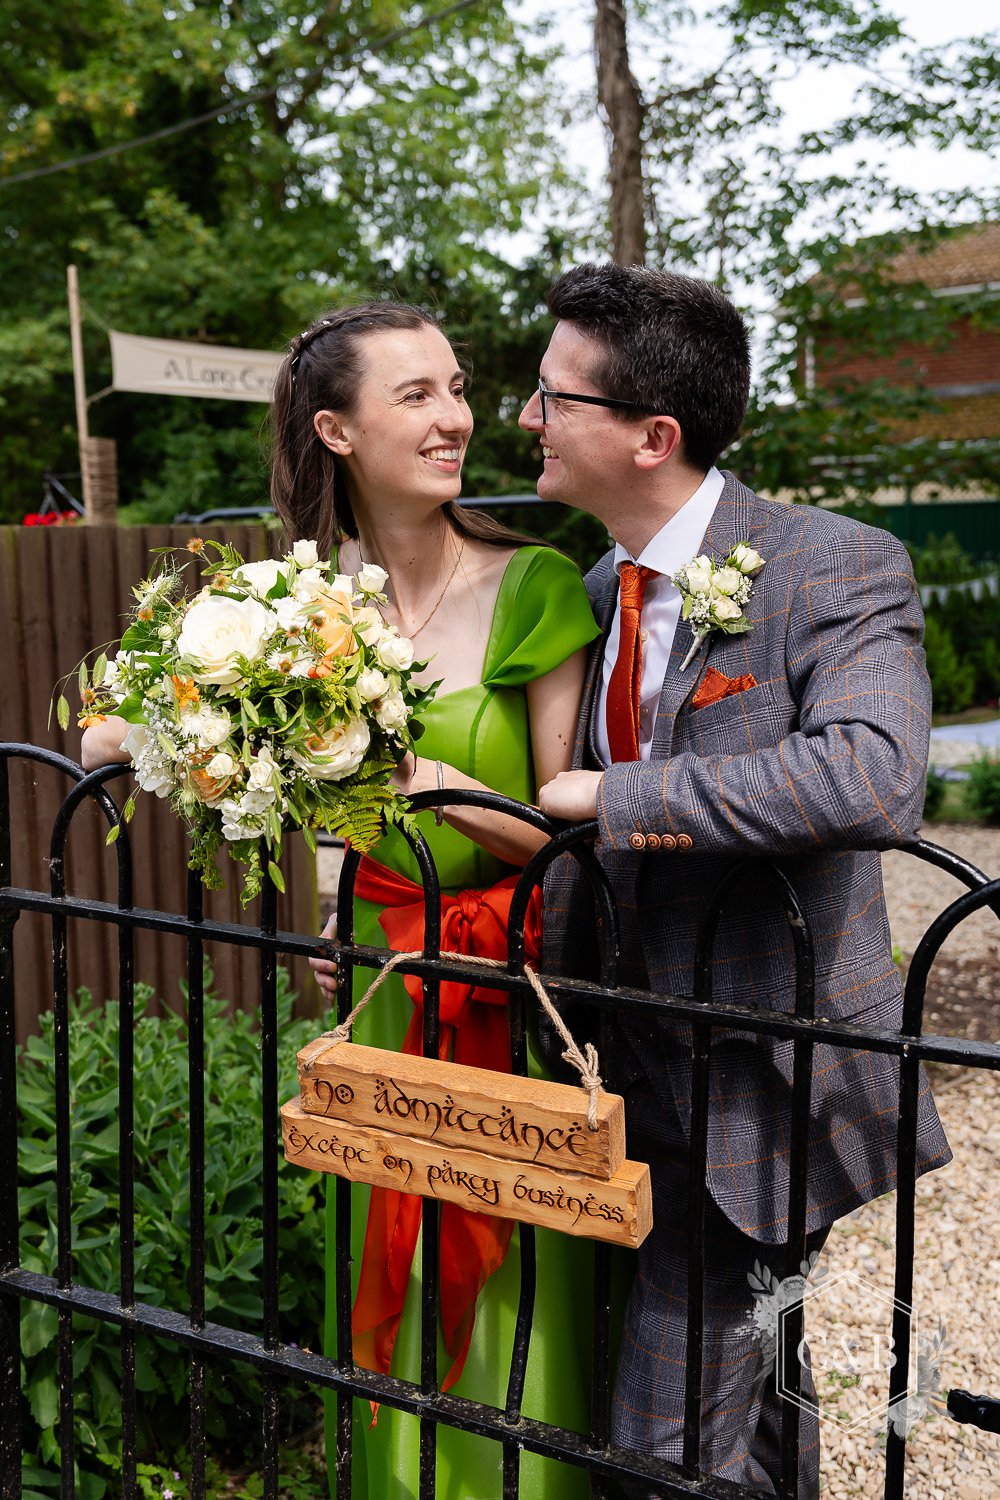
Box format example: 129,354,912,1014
434,760,445,826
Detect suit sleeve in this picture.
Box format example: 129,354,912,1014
595,524,931,856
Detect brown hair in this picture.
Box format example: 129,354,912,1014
268,301,541,559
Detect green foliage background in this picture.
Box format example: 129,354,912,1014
18,973,329,1496
2,0,998,529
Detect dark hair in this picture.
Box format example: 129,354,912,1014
546,263,751,472
269,301,539,558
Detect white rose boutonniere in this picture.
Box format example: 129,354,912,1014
672,542,765,670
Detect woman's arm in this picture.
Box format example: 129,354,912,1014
395,648,587,867
80,714,133,771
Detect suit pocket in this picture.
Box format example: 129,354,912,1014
680,680,791,754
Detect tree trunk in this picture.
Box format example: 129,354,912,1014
594,0,646,266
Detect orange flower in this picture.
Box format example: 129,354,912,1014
307,656,334,679
81,687,96,705
137,607,153,621
78,713,107,728
171,674,201,710
212,572,228,589
186,537,205,554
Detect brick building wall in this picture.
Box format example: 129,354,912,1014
815,316,1000,392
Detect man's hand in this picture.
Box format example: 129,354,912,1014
538,770,602,822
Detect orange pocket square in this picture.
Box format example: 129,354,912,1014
692,666,758,711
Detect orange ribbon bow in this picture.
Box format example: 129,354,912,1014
349,853,543,1406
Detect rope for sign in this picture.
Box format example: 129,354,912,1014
318,949,604,1131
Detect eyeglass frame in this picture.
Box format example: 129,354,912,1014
536,380,654,425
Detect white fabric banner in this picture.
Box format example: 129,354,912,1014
109,331,282,402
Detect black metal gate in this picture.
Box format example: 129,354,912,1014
2,743,999,1499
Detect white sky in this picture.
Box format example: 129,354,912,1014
511,0,997,251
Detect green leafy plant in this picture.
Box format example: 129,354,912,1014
967,754,1000,824
922,767,947,821
18,970,330,1495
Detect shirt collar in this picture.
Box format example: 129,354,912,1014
612,466,725,580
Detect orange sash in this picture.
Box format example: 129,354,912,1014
349,853,543,1403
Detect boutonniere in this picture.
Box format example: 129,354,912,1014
672,543,765,671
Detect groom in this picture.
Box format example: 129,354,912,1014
520,263,952,1496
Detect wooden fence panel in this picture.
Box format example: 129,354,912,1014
1,523,321,1043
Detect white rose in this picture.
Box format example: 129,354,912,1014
275,596,311,633
247,749,277,792
176,596,276,685
291,539,319,568
710,594,742,623
357,667,390,702
288,716,370,781
353,606,385,646
375,690,408,734
330,573,356,598
376,631,415,672
184,706,233,748
232,559,287,597
685,562,713,595
357,563,389,596
731,544,765,576
206,752,236,779
294,567,324,601
712,566,742,597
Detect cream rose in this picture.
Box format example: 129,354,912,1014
684,560,714,595
288,717,370,781
357,667,390,702
731,544,765,576
233,559,287,597
375,690,408,734
357,563,389,596
206,752,237,779
177,596,276,685
376,631,415,672
353,606,386,646
712,566,743,597
710,594,742,623
183,705,233,748
291,539,319,568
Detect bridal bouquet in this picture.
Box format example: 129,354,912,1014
56,539,433,904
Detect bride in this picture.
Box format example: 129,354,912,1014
84,300,600,1499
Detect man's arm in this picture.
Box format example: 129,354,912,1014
544,523,931,855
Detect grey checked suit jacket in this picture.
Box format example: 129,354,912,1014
543,472,951,1244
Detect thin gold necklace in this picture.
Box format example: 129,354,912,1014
364,535,465,639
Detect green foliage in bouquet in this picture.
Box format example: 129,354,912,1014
18,970,329,1495
55,540,436,904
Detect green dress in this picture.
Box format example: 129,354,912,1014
323,545,601,1499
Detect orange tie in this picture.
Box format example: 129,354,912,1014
606,563,657,762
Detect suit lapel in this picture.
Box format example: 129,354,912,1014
649,471,763,760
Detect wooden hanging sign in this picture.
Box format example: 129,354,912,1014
296,1037,626,1180
281,1097,652,1248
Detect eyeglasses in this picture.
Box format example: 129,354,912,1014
537,380,651,425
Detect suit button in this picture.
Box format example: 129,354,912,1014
660,834,677,851
677,834,694,851
645,833,661,850
628,832,646,851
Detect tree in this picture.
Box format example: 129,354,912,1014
594,0,646,264
583,0,1000,502
0,1,569,522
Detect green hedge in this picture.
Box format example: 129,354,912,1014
18,972,330,1497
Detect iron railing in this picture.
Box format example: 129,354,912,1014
2,742,999,1499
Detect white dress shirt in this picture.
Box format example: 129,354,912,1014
595,467,725,766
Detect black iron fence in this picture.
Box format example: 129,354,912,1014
2,743,1000,1500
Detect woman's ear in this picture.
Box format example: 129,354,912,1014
314,409,352,455
634,415,682,471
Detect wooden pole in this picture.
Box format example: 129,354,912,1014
67,264,94,519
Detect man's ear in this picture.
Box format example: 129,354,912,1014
314,409,352,455
634,416,682,471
